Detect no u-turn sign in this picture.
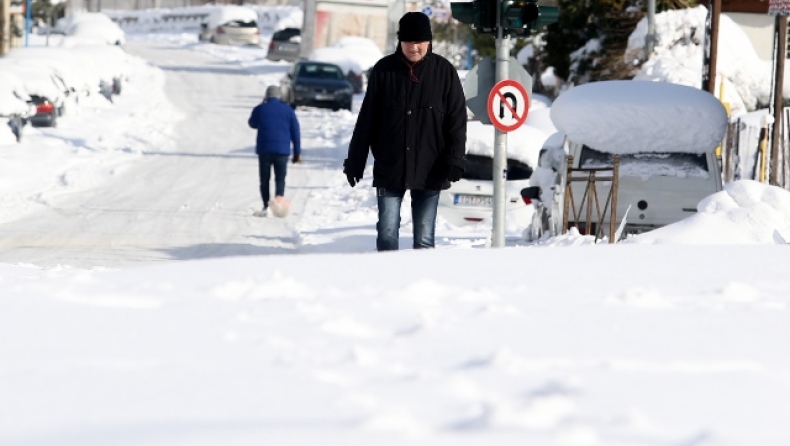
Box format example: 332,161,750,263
487,79,530,132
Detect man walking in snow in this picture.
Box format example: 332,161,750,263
343,12,467,250
248,85,301,217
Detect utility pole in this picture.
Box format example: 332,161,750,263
645,0,655,55
299,0,316,59
491,0,509,248
703,0,721,94
770,16,787,186
1,0,10,55
451,0,557,247
24,0,30,47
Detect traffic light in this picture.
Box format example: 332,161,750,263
451,0,559,36
451,0,498,35
501,0,539,35
536,4,559,29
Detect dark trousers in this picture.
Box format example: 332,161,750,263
258,154,288,208
376,188,440,251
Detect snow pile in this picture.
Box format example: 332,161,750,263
0,72,34,117
206,5,258,28
309,37,385,75
0,35,182,222
105,5,302,34
466,120,548,167
627,5,771,116
551,80,728,154
629,180,790,244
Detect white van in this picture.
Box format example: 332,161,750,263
199,6,260,46
547,80,729,237
565,138,722,234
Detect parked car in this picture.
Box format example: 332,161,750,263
199,6,260,46
308,36,383,93
28,95,59,128
64,13,126,45
566,139,723,235
438,154,535,227
548,81,728,238
266,27,300,62
281,61,353,111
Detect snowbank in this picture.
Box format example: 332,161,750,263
627,5,772,116
551,80,728,154
629,180,790,244
206,5,258,28
0,72,34,117
309,36,385,75
105,5,302,34
466,120,548,167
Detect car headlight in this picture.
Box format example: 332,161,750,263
294,85,308,92
337,88,352,95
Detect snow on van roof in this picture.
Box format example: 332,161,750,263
207,6,258,28
550,80,728,155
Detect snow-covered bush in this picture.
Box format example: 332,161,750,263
626,6,772,116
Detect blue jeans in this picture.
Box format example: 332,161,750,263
258,154,288,208
376,188,440,251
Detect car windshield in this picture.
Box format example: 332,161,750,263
221,20,257,28
462,154,533,181
579,146,710,180
298,64,344,80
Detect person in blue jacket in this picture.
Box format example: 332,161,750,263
248,85,301,217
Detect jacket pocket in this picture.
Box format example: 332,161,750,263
418,100,446,159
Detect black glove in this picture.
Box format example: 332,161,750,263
346,173,361,187
448,165,464,182
292,154,301,164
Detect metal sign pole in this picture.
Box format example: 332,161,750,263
492,0,509,248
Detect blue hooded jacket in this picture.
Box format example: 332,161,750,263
248,98,301,156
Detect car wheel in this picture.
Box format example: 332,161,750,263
209,36,216,44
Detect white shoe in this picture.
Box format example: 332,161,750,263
252,208,268,217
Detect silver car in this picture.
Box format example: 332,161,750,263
266,28,300,62
198,7,260,46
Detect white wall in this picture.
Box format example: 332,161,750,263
725,12,775,62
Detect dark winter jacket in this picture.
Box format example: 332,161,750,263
248,98,301,157
344,48,467,190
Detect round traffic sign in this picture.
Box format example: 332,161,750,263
421,6,433,18
487,79,530,132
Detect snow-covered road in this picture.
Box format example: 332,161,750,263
0,42,347,267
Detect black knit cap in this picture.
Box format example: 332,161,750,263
397,12,432,42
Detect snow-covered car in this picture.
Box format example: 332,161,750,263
565,139,723,235
550,80,729,236
199,6,260,46
438,154,535,227
0,71,34,118
308,36,384,93
2,47,101,100
0,61,70,120
65,13,126,45
266,27,300,62
281,61,353,111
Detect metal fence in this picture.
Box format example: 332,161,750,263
721,107,790,188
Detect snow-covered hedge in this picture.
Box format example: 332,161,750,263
104,5,302,34
0,43,133,125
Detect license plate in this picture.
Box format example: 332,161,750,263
454,194,492,207
315,93,334,101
